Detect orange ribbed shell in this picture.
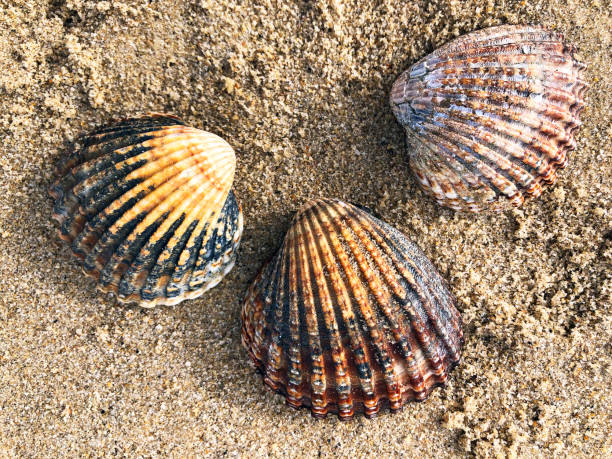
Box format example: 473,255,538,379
391,25,588,212
242,199,463,420
50,114,243,307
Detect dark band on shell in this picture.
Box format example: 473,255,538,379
242,198,463,420
50,114,243,307
391,25,588,212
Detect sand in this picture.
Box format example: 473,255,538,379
0,0,610,457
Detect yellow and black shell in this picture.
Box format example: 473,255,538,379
391,25,588,212
242,198,463,420
49,114,243,307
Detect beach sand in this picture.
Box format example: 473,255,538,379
0,0,610,456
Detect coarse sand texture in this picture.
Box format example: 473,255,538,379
0,0,610,457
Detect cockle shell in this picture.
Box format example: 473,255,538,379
242,198,463,420
49,114,243,307
391,25,588,212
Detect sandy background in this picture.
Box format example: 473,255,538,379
1,0,610,457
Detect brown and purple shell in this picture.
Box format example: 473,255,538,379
390,25,588,212
241,198,463,420
49,114,243,307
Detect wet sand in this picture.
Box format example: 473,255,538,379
0,0,610,456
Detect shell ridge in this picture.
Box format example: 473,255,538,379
266,228,294,371
295,213,331,417
402,288,448,386
406,127,485,188
405,83,582,133
71,157,215,254
428,27,561,57
72,153,151,205
117,212,187,302
128,133,235,186
347,217,431,394
420,102,567,175
110,164,223,270
319,200,458,404
413,157,508,211
307,204,383,417
82,208,153,276
54,136,153,193
419,47,574,77
260,221,290,349
431,113,561,194
176,197,230,292
98,209,179,293
185,187,235,289
273,229,295,387
163,210,213,295
75,116,185,149
246,274,283,390
69,183,151,258
432,114,559,190
367,216,463,336
259,243,289,391
96,211,163,288
328,203,405,365
408,142,487,209
414,133,510,203
141,214,200,300
290,225,316,410
404,91,576,147
161,217,203,292
301,205,356,418
113,135,216,182
308,203,379,413
119,147,233,197
51,143,148,233
405,279,462,372
207,190,240,255
57,123,165,175
188,192,243,294
284,223,306,408
364,222,454,378
97,210,174,289
64,148,169,224
335,206,414,410
418,129,520,200
363,217,463,365
80,114,184,139
77,125,158,152
243,274,266,371
341,207,425,360
320,202,401,416
70,124,213,189
420,119,537,196
163,212,240,304
108,159,228,243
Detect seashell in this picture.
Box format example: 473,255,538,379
390,25,587,212
241,198,463,419
49,114,243,307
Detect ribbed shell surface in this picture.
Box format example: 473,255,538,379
241,199,463,420
50,114,243,307
390,25,587,212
